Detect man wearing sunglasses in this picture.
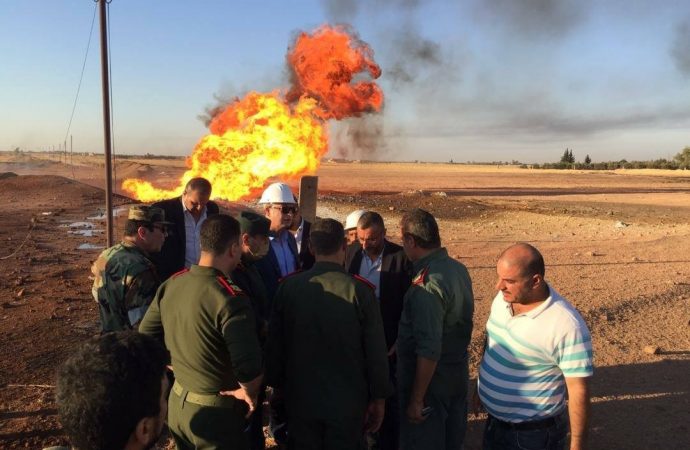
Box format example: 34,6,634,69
255,182,301,301
91,205,173,333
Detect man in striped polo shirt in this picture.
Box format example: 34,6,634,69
477,243,593,450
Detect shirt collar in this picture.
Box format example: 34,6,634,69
412,247,447,274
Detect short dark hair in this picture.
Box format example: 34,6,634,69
357,211,384,230
184,177,212,196
124,219,153,237
56,331,168,450
309,218,345,256
400,208,441,249
505,243,545,278
200,214,240,255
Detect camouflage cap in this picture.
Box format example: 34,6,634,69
237,210,270,236
128,205,174,225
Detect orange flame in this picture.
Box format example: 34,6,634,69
123,24,382,202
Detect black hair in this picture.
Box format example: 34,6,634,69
56,331,168,450
400,208,441,249
357,211,384,230
184,177,212,196
200,214,240,255
309,218,345,256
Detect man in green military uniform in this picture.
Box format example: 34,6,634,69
139,214,264,450
232,210,272,450
265,218,393,450
397,208,474,450
232,211,272,341
91,205,171,333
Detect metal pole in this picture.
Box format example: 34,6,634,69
99,0,114,247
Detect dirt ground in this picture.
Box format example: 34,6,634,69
0,153,688,449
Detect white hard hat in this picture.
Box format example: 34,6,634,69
344,209,368,230
258,182,296,204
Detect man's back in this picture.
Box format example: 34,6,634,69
266,261,391,419
139,265,262,394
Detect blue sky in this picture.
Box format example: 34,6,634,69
1,0,689,163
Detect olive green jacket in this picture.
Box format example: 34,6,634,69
397,248,474,396
140,265,262,394
265,261,393,419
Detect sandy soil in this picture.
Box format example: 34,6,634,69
0,153,688,449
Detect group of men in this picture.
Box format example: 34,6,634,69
66,177,592,450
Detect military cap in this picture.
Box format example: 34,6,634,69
237,211,270,236
128,205,174,225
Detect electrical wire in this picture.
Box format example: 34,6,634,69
106,0,117,188
63,2,98,158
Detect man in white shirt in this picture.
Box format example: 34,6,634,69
151,178,219,281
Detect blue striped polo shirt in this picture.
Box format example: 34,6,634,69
478,286,593,422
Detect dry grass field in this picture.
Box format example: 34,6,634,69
0,152,688,449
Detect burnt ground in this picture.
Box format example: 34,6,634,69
0,160,689,449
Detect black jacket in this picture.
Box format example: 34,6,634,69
150,196,220,281
345,240,412,350
255,230,300,303
295,219,315,271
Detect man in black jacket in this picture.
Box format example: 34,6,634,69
289,204,314,270
151,177,219,281
345,211,412,450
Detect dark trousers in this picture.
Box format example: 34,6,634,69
168,385,249,450
288,414,366,450
373,357,399,450
247,389,266,450
482,414,567,450
398,390,468,450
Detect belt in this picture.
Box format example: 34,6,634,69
172,380,240,409
488,414,559,431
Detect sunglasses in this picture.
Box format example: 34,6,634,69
152,224,169,234
271,205,297,214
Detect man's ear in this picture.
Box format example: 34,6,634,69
241,232,250,247
137,226,148,240
131,416,156,448
531,273,543,289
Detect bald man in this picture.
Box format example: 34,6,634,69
476,243,593,450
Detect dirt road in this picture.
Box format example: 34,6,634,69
0,155,688,449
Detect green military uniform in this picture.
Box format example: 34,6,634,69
265,261,393,450
396,248,474,450
91,242,160,333
232,257,271,341
139,265,262,450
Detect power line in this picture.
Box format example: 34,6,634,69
106,0,117,187
63,1,98,145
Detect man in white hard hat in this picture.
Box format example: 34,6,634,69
344,209,368,244
254,182,300,449
255,182,301,301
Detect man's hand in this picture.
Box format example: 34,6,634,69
219,388,257,418
406,398,428,424
363,398,386,433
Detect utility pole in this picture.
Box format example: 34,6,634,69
98,0,114,247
